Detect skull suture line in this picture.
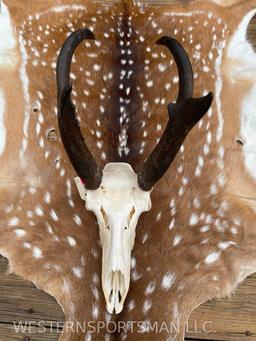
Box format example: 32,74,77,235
57,29,213,313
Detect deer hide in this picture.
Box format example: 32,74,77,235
0,0,256,340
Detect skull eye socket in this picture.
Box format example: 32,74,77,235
100,206,109,229
127,206,136,227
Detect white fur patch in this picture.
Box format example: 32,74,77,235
205,251,220,264
67,236,76,247
8,217,20,226
18,32,30,161
227,9,256,180
33,246,42,258
14,229,26,237
227,10,256,80
218,241,235,250
240,82,256,180
215,41,225,142
72,266,83,278
161,272,175,290
52,4,86,12
0,3,17,68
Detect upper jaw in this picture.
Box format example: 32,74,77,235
103,269,129,314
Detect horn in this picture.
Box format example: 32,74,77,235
57,29,103,190
137,36,214,191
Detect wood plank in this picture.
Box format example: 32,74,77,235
0,284,63,324
0,256,64,340
186,273,256,340
185,338,217,341
0,323,61,341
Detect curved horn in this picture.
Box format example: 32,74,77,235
57,29,103,190
138,36,214,191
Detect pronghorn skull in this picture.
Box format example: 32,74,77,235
85,162,151,314
57,29,213,314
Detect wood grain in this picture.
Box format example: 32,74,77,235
0,257,63,340
187,273,256,340
0,324,61,341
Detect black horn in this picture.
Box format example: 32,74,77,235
57,29,103,190
138,36,214,191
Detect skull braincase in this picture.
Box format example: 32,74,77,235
85,163,152,314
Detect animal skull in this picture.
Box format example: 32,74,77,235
85,163,151,314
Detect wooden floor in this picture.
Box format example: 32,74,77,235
1,1,256,341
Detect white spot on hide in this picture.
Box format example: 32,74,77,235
145,281,156,295
50,209,59,221
189,213,199,226
73,214,82,225
33,246,42,258
67,236,77,247
161,272,175,290
142,299,152,314
218,241,235,250
15,229,26,237
205,251,220,264
73,266,83,278
173,234,182,246
8,217,20,226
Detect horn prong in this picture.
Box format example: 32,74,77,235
137,37,213,191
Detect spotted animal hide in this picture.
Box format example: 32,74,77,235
0,0,256,340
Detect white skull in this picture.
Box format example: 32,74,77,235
85,162,152,314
